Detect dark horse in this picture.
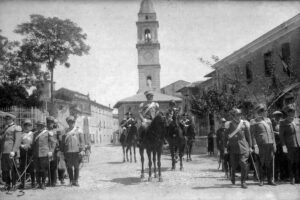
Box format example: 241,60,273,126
119,128,127,162
125,122,138,163
183,123,195,161
138,112,166,182
166,114,186,170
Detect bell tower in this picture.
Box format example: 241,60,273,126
136,0,160,93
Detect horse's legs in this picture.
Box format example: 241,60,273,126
186,143,189,162
158,151,163,182
133,144,137,163
122,145,126,162
126,145,129,162
129,145,132,162
170,143,175,170
147,149,152,181
139,147,145,179
189,143,193,161
153,151,157,178
179,145,184,171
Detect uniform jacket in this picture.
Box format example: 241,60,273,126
32,128,56,158
279,118,300,149
224,120,252,154
139,101,159,120
216,127,226,151
250,117,275,146
62,127,85,153
20,131,34,150
0,123,22,154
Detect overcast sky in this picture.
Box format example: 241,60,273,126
1,0,300,107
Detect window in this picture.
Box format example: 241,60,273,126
145,16,148,20
144,29,151,42
281,43,291,76
264,51,273,77
245,62,253,84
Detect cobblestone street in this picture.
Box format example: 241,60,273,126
1,145,300,200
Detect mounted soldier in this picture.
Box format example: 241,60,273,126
139,90,160,130
0,112,22,191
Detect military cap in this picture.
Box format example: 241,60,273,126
255,103,267,112
3,112,16,119
36,120,46,126
144,90,154,96
66,116,76,123
23,119,32,125
283,104,296,113
46,116,56,123
230,108,242,115
272,111,283,116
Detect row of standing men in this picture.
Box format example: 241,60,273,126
216,103,300,189
0,113,90,191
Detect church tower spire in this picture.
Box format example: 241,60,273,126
136,0,160,94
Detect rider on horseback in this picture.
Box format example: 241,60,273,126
139,90,160,129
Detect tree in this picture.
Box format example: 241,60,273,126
15,15,90,114
0,30,44,108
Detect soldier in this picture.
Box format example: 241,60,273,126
19,119,35,189
224,108,252,189
250,104,276,186
181,113,195,161
216,118,227,171
139,90,160,128
32,120,55,189
0,113,22,191
46,116,59,187
55,119,66,185
166,100,180,160
62,116,85,186
280,104,300,184
272,111,289,181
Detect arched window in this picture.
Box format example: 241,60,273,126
144,29,151,42
246,62,253,84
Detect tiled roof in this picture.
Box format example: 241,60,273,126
114,92,182,108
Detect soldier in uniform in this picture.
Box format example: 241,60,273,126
216,118,227,171
19,119,35,189
272,111,289,181
224,108,252,189
250,104,276,186
46,116,59,187
0,113,22,191
62,116,85,186
55,119,66,185
138,90,160,145
280,104,300,184
32,120,55,189
180,113,196,161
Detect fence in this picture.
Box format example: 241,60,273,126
0,106,47,128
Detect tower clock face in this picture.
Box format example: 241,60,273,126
143,51,153,62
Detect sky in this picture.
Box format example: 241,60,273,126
0,0,300,108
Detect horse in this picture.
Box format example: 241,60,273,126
119,128,127,162
125,121,138,163
138,112,167,182
166,114,186,170
183,124,195,161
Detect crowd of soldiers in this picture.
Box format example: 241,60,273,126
0,113,90,192
216,103,300,189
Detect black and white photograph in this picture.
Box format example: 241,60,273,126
1,0,300,199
